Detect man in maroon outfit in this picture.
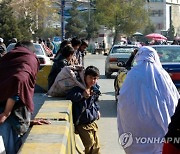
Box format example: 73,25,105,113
0,41,40,154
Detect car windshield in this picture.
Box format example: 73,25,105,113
34,44,44,55
7,43,44,56
153,46,180,63
7,44,15,52
111,46,135,54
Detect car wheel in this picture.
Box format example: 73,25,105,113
114,76,119,102
105,71,111,78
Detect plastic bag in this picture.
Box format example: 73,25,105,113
48,65,86,97
0,136,6,154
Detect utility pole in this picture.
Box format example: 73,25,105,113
88,0,91,22
61,0,65,41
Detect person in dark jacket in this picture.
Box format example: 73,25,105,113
77,40,88,66
70,38,81,65
54,40,71,59
163,99,180,154
48,44,74,89
66,66,101,154
125,48,138,70
117,48,138,71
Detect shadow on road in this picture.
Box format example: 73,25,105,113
102,91,114,96
98,100,117,118
99,75,116,79
99,75,106,79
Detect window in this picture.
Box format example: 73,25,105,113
150,10,163,16
154,46,180,63
111,46,137,54
158,10,163,16
148,0,163,2
156,23,163,30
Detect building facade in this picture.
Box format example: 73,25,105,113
146,0,180,36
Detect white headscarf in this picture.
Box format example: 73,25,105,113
117,46,179,154
0,38,3,43
135,46,162,66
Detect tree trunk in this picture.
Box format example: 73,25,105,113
113,29,118,45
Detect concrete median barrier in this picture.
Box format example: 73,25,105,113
35,100,72,121
18,121,70,154
18,99,77,154
35,65,52,93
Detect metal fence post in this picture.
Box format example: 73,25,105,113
61,0,65,41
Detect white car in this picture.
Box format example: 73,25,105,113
105,45,138,78
7,43,52,66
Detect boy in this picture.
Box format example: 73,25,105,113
67,66,101,154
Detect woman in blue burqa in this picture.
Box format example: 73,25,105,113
117,46,179,154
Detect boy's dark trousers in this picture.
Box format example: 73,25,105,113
75,121,100,154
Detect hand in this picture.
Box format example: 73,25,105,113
97,111,101,120
90,90,96,96
83,89,91,99
30,119,51,126
0,112,8,124
133,49,138,55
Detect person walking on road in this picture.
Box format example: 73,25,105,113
117,46,179,154
102,40,106,53
67,66,101,154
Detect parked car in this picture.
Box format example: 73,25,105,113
114,45,180,101
7,43,52,66
105,45,138,78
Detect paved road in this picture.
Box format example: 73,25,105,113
84,54,125,154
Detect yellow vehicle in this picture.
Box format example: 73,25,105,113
114,65,128,101
114,49,137,101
